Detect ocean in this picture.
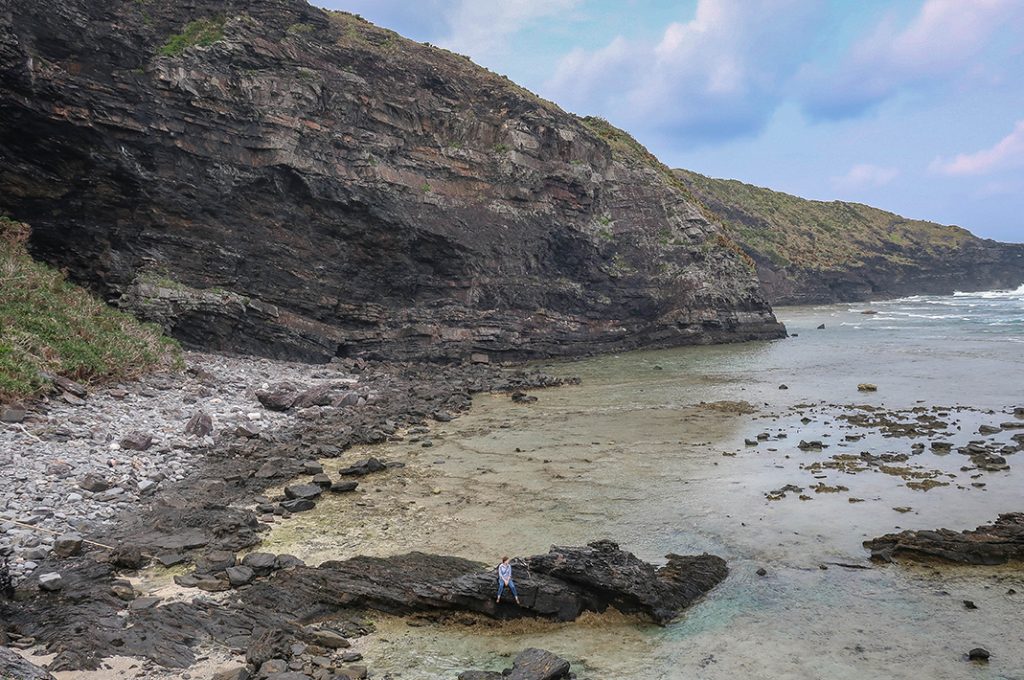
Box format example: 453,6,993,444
261,286,1024,679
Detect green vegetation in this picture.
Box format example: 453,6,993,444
158,17,226,57
674,169,974,271
0,218,179,402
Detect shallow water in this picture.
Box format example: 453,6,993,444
265,291,1024,679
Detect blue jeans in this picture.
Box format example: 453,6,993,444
497,579,518,600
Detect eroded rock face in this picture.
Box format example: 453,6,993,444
864,513,1024,565
0,647,56,680
0,0,783,363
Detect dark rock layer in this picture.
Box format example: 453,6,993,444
0,0,783,363
864,513,1024,565
0,647,56,680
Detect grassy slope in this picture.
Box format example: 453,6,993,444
674,169,975,271
0,218,179,402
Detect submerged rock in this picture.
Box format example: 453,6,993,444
460,648,571,680
864,513,1024,564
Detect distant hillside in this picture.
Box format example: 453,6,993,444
675,169,1024,305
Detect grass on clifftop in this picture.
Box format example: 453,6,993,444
674,169,975,271
0,218,179,402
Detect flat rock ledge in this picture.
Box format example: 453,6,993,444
864,512,1024,565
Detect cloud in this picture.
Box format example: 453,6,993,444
798,0,1024,120
544,0,820,144
930,120,1024,176
832,164,900,190
439,0,582,59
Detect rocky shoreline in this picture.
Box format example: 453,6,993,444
0,351,730,679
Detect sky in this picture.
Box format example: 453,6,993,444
316,0,1024,242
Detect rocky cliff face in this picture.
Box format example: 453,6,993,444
676,170,1024,305
0,0,783,362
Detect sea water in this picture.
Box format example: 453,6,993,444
264,286,1024,679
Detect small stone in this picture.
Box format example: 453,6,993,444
857,383,877,392
78,473,111,492
967,648,990,662
185,411,214,437
756,567,767,576
963,600,978,610
241,552,278,575
328,480,358,494
111,583,137,600
0,406,26,423
38,572,63,591
130,596,161,611
311,473,332,489
259,659,288,676
302,461,324,475
138,479,159,495
120,431,154,451
778,384,788,390
52,533,83,558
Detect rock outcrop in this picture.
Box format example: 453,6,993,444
459,648,573,680
675,169,1024,305
0,0,783,363
864,513,1024,565
0,648,56,680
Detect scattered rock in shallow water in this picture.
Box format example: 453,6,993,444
963,600,977,609
798,440,823,450
511,391,538,404
967,648,990,662
756,568,767,576
817,324,826,330
978,424,1001,435
865,513,1024,564
778,384,788,390
857,384,877,392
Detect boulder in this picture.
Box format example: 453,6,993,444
38,572,63,591
194,550,237,575
857,383,877,392
0,406,26,423
226,565,256,587
292,384,333,409
309,629,349,649
280,499,315,513
328,480,359,494
78,473,111,492
242,552,279,576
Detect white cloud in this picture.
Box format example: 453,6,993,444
832,164,900,190
930,120,1024,176
799,0,1024,119
544,0,819,142
439,0,582,59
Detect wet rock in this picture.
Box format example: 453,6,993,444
756,568,767,576
967,648,990,662
970,452,1009,471
963,600,977,609
185,411,214,437
865,513,1024,564
284,484,323,501
978,424,1001,435
120,431,154,451
857,383,877,392
797,440,823,450
337,457,386,477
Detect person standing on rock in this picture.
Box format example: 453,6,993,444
496,556,520,604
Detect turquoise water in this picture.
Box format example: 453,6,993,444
268,287,1024,679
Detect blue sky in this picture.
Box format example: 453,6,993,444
317,0,1024,242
